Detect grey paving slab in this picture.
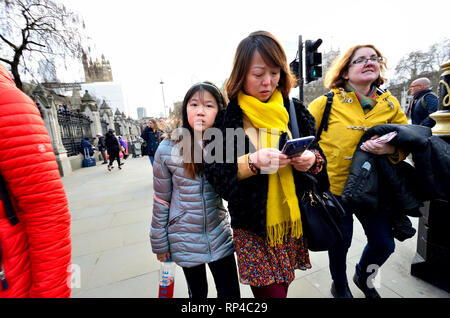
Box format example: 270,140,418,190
82,241,155,290
70,253,100,297
71,226,126,257
65,156,450,298
71,214,114,236
288,277,324,298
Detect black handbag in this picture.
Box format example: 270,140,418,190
288,99,345,251
300,173,345,251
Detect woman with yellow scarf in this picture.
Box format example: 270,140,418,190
203,31,331,298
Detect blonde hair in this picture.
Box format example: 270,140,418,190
149,118,159,130
324,44,387,89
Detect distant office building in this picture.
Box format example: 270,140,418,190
137,107,147,119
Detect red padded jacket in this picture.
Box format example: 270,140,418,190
0,63,71,298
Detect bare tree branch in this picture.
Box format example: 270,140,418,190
0,32,18,50
0,57,12,65
0,0,88,90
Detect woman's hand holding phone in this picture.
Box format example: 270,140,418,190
290,150,316,172
249,148,290,172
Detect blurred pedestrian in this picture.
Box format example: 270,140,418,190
118,135,129,160
80,137,94,157
105,129,122,171
0,63,71,297
96,134,108,164
141,118,162,165
158,118,168,134
406,77,438,127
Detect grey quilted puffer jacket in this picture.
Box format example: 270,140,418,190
150,130,234,268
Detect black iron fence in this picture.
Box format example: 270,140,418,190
57,106,93,156
101,119,109,135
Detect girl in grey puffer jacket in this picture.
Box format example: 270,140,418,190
150,82,240,298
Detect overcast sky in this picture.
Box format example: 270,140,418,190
60,0,450,118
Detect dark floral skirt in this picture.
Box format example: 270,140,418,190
233,229,311,287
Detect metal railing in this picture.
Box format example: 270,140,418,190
57,106,93,156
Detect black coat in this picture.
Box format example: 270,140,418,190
141,127,162,156
105,132,120,154
203,97,330,238
342,124,450,241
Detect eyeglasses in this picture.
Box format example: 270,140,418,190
350,56,383,65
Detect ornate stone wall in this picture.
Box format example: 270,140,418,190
22,84,142,176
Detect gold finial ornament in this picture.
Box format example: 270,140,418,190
430,60,450,138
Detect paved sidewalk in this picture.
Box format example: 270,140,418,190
64,156,449,298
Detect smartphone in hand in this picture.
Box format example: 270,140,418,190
281,136,315,158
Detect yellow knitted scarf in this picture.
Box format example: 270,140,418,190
238,90,302,246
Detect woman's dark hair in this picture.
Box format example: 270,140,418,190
181,81,224,179
225,30,296,101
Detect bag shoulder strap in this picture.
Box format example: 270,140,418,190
317,91,334,141
420,92,437,109
289,99,300,139
376,87,387,95
0,173,19,226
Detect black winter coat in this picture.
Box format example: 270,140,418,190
141,127,162,156
203,97,330,239
105,132,120,154
342,124,450,241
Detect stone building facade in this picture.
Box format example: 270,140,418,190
22,83,142,176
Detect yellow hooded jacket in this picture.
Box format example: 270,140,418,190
308,88,408,196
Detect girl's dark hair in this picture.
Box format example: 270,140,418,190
225,30,296,101
181,81,224,179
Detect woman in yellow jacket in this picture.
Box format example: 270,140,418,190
308,44,407,298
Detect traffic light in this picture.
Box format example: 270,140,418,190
305,39,322,83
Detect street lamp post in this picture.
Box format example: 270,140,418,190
160,79,167,118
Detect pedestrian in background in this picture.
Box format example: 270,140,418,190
118,135,129,160
150,82,240,299
406,77,438,127
158,118,168,134
105,129,122,171
203,31,330,298
96,134,108,164
308,44,408,298
80,137,94,157
141,118,162,165
0,63,71,297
